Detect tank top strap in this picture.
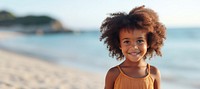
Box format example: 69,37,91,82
147,64,151,74
117,65,123,73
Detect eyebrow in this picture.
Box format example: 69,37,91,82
122,38,129,40
137,37,145,39
122,37,145,40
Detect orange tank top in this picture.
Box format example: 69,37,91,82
114,64,154,89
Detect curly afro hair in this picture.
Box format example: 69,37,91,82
100,5,166,60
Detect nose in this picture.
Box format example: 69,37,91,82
131,43,138,49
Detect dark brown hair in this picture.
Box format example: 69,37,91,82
100,5,166,60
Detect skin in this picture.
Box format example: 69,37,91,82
104,28,161,89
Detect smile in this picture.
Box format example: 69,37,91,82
128,52,140,56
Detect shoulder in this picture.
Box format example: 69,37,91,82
104,66,120,89
106,66,120,80
150,65,161,79
150,65,161,77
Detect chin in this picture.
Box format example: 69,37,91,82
127,57,141,62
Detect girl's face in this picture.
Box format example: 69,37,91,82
119,29,148,62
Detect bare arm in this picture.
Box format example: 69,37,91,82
154,69,161,89
104,67,119,89
150,66,161,89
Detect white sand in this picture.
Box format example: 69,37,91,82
0,50,104,89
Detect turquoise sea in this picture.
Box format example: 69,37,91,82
0,28,200,89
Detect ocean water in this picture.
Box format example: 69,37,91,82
0,28,200,89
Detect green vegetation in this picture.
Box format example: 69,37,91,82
0,10,72,34
0,10,16,21
0,10,55,26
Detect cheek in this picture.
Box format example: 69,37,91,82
141,44,148,51
120,48,127,55
120,45,130,53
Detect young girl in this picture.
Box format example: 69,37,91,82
100,5,166,89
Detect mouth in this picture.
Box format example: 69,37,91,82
128,52,140,56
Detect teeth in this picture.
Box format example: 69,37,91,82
129,52,138,56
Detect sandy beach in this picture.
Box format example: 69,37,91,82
0,49,104,89
0,31,104,89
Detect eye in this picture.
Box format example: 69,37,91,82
123,40,130,45
137,40,144,44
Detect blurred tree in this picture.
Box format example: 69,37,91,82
0,10,72,33
0,10,16,21
0,10,55,26
15,16,55,26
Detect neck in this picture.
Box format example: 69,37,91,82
122,58,147,67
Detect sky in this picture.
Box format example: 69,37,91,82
0,0,200,31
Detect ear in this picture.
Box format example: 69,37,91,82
119,44,122,50
147,45,150,48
